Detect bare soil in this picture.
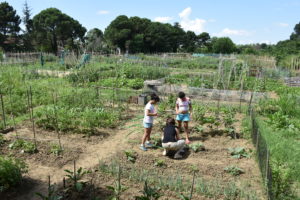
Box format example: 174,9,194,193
0,106,266,200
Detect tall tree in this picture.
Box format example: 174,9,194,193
182,31,197,52
290,22,300,40
0,2,21,51
32,8,86,54
212,37,236,54
86,28,104,52
22,0,33,50
197,32,211,47
170,22,186,52
22,1,32,33
104,15,132,53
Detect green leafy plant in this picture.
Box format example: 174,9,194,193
224,166,244,176
9,139,36,154
194,125,204,133
124,150,137,163
50,143,64,156
154,159,166,168
0,156,27,192
135,180,162,200
188,143,205,152
64,166,90,192
228,147,250,159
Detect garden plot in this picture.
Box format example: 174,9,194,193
95,108,266,200
1,102,266,200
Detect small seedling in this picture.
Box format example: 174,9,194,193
190,165,199,173
154,159,166,167
50,143,64,156
228,147,250,159
194,125,204,133
188,143,205,152
135,180,162,200
224,166,244,176
124,150,137,163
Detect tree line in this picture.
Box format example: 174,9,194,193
0,1,299,61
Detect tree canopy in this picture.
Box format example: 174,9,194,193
212,37,237,54
0,2,21,51
32,8,86,54
86,28,104,52
290,22,300,40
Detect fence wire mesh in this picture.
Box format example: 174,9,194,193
251,110,273,200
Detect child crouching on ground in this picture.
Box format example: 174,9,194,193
162,118,185,159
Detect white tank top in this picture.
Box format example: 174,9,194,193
176,97,191,112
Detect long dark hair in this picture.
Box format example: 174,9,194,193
166,117,175,126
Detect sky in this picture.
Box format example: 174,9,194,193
3,0,300,44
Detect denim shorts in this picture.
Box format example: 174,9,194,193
143,122,153,128
176,114,190,122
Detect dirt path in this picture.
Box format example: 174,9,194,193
9,114,143,200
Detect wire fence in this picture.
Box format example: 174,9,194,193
250,109,273,200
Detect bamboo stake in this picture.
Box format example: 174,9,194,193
27,86,37,150
189,170,196,200
9,89,18,138
52,92,62,150
0,93,6,129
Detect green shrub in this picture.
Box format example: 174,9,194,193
0,156,27,192
9,139,36,154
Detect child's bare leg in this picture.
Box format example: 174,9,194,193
142,128,151,145
146,127,152,141
184,121,190,143
177,120,182,132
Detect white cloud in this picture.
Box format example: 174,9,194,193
154,16,173,23
179,7,192,19
278,22,289,27
97,10,110,15
179,7,206,34
216,28,252,37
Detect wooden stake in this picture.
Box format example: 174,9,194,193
189,170,196,200
29,86,37,149
0,93,6,129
